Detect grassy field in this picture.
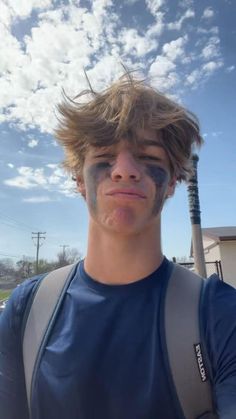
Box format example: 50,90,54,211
0,289,12,300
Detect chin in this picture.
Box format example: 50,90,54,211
100,211,154,236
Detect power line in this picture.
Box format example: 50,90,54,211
0,210,40,233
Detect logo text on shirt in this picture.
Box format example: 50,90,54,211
194,343,208,382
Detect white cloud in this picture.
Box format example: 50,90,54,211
226,65,235,73
186,58,223,89
5,0,52,20
179,0,193,7
47,163,57,169
202,61,223,75
162,36,187,61
0,2,12,26
4,175,37,189
148,36,188,91
146,17,164,38
7,163,14,168
23,195,54,203
0,1,225,133
4,165,75,197
149,56,176,78
197,26,218,35
124,0,140,4
201,36,220,60
151,72,179,91
202,7,214,19
120,28,157,57
212,131,223,137
167,8,195,31
28,138,39,148
185,69,201,87
145,0,164,16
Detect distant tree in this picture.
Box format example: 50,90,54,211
36,259,58,275
0,258,15,279
0,248,83,285
56,248,82,268
66,248,82,264
16,258,34,280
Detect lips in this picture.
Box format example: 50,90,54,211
106,189,146,199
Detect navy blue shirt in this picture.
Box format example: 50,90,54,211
1,258,236,419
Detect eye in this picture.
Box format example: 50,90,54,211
138,155,161,162
95,154,115,160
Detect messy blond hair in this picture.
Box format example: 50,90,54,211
55,73,203,181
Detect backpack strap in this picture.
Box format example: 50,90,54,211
164,263,217,419
22,263,77,414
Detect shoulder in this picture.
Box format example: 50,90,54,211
0,273,47,338
203,275,236,374
204,274,236,324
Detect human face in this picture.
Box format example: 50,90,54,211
77,129,176,234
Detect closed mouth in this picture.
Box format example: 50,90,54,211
106,189,146,199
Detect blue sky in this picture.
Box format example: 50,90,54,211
0,0,235,263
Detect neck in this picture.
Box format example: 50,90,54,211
84,222,163,285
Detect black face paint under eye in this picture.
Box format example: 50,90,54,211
85,162,111,212
145,165,170,215
145,165,169,187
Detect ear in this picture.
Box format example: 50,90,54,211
166,176,176,198
76,175,86,199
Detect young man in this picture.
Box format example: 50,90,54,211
0,74,236,419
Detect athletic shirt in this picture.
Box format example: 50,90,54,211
1,257,236,419
34,258,175,419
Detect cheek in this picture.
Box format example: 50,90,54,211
145,165,170,189
85,163,110,210
145,165,170,215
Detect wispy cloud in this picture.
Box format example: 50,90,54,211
167,8,195,31
201,36,220,60
202,7,214,20
7,163,14,168
23,195,55,203
28,138,39,148
226,65,235,73
0,1,225,135
3,165,75,197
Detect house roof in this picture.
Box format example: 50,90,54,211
202,226,236,242
190,226,236,257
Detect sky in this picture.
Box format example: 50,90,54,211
0,0,235,264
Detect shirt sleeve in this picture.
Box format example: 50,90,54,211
0,276,42,419
205,276,236,419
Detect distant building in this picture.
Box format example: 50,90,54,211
202,227,236,287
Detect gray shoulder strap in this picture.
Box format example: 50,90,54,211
165,263,215,419
23,263,76,412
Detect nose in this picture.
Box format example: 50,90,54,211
110,150,141,182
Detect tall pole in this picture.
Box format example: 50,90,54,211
187,155,207,277
60,245,69,262
32,232,46,274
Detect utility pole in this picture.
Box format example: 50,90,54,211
60,244,69,261
187,155,207,277
32,232,46,274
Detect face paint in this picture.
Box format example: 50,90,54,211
145,165,170,215
85,162,110,212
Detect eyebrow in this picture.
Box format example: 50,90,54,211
138,139,163,148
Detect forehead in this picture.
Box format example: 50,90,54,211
87,128,163,153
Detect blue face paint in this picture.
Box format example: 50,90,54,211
145,165,170,215
85,162,110,212
85,158,169,218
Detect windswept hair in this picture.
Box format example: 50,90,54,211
55,73,203,182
